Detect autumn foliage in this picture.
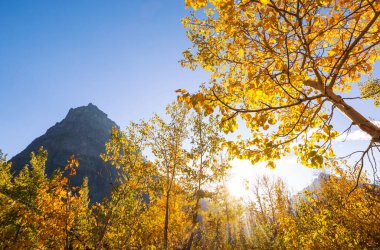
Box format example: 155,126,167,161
2,0,380,248
1,103,380,249
180,0,380,173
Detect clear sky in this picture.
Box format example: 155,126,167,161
1,0,379,194
0,0,208,157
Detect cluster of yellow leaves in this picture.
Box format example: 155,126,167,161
99,122,162,249
65,154,79,175
360,76,380,107
0,148,92,249
185,0,271,10
283,166,380,249
185,0,207,10
180,0,380,168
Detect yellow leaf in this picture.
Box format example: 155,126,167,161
266,161,276,169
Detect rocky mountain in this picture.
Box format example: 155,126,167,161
10,103,119,202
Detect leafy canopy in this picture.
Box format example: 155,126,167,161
180,0,380,169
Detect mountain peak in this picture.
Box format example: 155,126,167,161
65,103,108,120
11,104,119,202
46,103,118,136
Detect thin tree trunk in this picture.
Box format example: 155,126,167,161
164,190,170,250
186,122,204,250
185,196,200,250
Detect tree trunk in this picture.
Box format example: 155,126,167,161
164,190,170,250
328,90,380,142
305,80,380,142
185,231,195,250
185,197,200,250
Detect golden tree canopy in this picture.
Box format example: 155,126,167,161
180,0,380,169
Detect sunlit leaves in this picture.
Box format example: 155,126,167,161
360,76,380,107
180,0,380,168
284,166,380,249
0,148,91,249
185,0,208,10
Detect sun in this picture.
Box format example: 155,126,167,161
227,176,251,199
226,163,253,200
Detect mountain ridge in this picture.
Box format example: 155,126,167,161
10,103,119,202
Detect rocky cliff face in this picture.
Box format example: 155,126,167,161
10,103,119,202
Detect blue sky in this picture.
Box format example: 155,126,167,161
0,0,208,157
1,1,379,193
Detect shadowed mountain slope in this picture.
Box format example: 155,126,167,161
10,103,118,202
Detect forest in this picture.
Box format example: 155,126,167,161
2,0,380,249
1,102,379,249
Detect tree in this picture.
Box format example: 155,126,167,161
99,123,158,249
245,176,292,249
180,0,380,176
0,148,50,248
98,103,232,249
184,113,228,249
284,165,380,249
195,177,246,249
148,102,190,249
0,148,92,249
